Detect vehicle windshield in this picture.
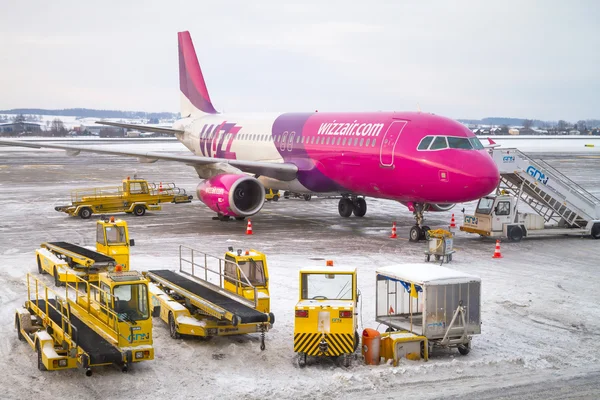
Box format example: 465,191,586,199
239,259,266,286
113,283,149,321
301,273,354,300
105,226,126,244
476,197,495,214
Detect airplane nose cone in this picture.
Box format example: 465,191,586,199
475,152,500,197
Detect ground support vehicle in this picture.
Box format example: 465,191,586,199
294,262,359,368
36,217,134,286
265,188,280,201
146,246,274,350
424,229,455,263
376,264,480,357
461,194,600,242
54,177,193,219
15,270,154,375
474,148,600,241
283,191,312,201
379,331,429,365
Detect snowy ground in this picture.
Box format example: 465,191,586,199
0,142,599,399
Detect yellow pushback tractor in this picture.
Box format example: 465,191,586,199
36,216,134,287
15,269,154,375
54,177,192,219
146,246,275,350
293,261,359,367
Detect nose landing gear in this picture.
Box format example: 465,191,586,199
409,202,430,242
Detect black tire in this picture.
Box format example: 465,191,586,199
421,225,431,240
303,194,312,201
37,341,47,371
352,198,367,217
297,352,307,368
409,226,421,242
15,315,24,341
37,255,44,275
425,255,431,262
341,353,352,368
283,191,290,199
235,216,246,221
591,223,600,239
508,226,523,242
168,312,180,339
133,205,146,216
273,195,279,202
458,344,471,355
79,207,92,219
338,198,353,218
53,267,62,287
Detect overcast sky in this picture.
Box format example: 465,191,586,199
1,0,598,121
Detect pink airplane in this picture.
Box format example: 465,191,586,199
0,31,500,241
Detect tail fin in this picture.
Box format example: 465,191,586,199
178,31,218,117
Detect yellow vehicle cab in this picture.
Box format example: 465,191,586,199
36,216,134,287
294,261,358,367
15,268,153,375
146,246,274,350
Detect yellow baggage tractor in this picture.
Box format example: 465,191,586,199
15,268,154,375
36,216,134,287
54,177,192,219
293,261,359,367
145,246,274,350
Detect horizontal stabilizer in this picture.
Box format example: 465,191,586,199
95,121,184,135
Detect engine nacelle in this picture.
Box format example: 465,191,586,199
197,174,265,217
425,203,456,212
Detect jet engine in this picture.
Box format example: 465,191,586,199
197,174,265,217
425,203,456,212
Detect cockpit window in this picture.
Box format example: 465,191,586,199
469,137,484,150
429,136,448,150
417,136,434,150
447,137,473,149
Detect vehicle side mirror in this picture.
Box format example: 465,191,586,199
493,206,498,215
129,239,135,246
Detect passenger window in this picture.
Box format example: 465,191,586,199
311,136,315,144
359,138,364,146
296,136,301,144
326,137,330,145
447,137,473,149
418,136,433,150
336,137,341,145
372,139,376,147
366,139,370,146
429,136,448,150
342,138,347,145
496,201,511,216
353,138,358,146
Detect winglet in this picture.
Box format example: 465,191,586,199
178,31,218,116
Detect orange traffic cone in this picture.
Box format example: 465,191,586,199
159,182,163,193
450,213,457,229
492,240,503,259
246,219,253,235
389,221,397,238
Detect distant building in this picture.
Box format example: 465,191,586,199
0,122,42,135
508,128,520,135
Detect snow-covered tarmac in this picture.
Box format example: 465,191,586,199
0,142,599,399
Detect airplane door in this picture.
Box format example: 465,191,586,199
287,131,296,151
280,131,289,152
379,120,408,167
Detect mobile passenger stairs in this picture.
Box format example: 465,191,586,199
145,246,275,349
487,148,600,240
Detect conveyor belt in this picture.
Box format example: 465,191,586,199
33,299,123,365
47,242,115,264
149,269,269,324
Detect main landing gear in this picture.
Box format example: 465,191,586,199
409,202,430,242
338,196,367,218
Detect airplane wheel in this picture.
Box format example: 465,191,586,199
338,198,353,217
303,194,312,201
235,216,246,221
352,198,367,217
273,195,279,202
458,343,471,355
421,225,431,240
409,226,422,242
297,352,307,368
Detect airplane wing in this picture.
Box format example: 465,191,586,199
96,121,183,135
0,139,298,181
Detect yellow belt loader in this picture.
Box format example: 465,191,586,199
36,216,134,286
15,269,154,375
54,177,192,219
294,261,359,367
146,246,275,350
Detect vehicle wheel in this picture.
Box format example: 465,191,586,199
235,216,246,221
425,255,431,262
421,225,431,240
338,198,353,218
79,207,92,219
448,254,453,262
53,267,63,287
133,205,146,216
352,198,367,217
508,226,523,242
591,223,600,239
434,255,441,261
273,195,279,202
15,315,24,341
420,341,430,359
341,353,352,368
458,343,471,355
303,194,312,201
385,327,396,333
297,352,307,368
169,312,180,339
283,191,290,199
37,341,47,371
37,255,44,275
409,226,422,242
